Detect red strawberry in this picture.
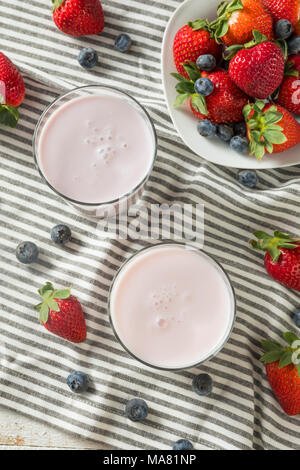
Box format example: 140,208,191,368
173,20,222,79
0,52,25,128
34,282,86,343
172,64,250,124
251,230,300,290
262,0,300,32
210,0,274,47
52,0,104,37
260,331,300,416
244,101,300,160
228,30,285,99
275,54,300,115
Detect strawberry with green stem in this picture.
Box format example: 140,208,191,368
274,54,300,115
173,19,222,79
244,100,300,161
172,62,250,124
210,0,274,46
34,282,86,343
0,52,25,128
251,230,300,290
261,331,300,416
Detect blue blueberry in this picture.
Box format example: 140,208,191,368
173,439,194,450
234,121,247,137
197,119,217,137
287,36,300,55
194,78,214,96
230,136,249,154
192,373,213,396
196,54,216,72
217,124,234,142
292,310,300,328
78,48,98,69
125,398,148,422
16,241,39,264
114,34,132,52
51,224,72,245
237,170,258,189
67,371,89,393
275,20,293,40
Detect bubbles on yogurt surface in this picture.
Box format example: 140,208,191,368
83,122,129,166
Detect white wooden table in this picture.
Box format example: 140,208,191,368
0,405,107,450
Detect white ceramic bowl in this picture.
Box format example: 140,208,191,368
161,0,300,169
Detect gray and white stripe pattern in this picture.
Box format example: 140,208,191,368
1,0,300,450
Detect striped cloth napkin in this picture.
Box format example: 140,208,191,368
1,0,300,450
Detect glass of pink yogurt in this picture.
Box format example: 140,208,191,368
108,242,236,370
33,86,157,217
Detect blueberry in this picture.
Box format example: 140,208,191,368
292,310,300,328
114,34,132,52
67,371,89,393
275,20,293,40
230,136,249,154
197,119,217,137
173,439,194,450
192,373,213,396
287,36,300,55
196,54,216,72
125,398,148,422
194,78,214,96
234,121,247,137
51,224,72,245
16,241,39,264
78,48,98,69
237,170,259,189
217,124,234,142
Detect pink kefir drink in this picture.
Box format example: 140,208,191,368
109,244,235,369
34,87,156,214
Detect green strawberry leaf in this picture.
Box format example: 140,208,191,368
260,350,285,363
38,282,54,298
174,93,190,107
190,93,208,115
264,112,283,125
53,288,71,300
47,299,60,312
217,1,228,16
0,105,19,128
52,0,65,10
284,332,299,346
261,340,283,352
278,351,293,369
264,130,287,145
188,19,208,31
39,302,49,323
183,62,201,82
175,81,195,94
170,73,188,82
215,20,229,39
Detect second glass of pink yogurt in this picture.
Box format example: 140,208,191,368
33,86,157,217
108,242,236,370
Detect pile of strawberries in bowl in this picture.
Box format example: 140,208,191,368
172,0,300,161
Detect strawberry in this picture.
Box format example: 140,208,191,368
52,0,104,37
227,30,285,100
251,230,300,290
260,331,300,416
275,54,300,115
244,101,300,160
34,282,86,343
172,64,250,124
262,0,300,33
210,0,274,47
0,52,25,128
173,20,222,79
